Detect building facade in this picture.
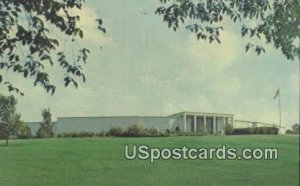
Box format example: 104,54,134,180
26,111,234,136
169,112,234,134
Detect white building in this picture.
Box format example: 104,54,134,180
26,111,234,136
169,111,234,134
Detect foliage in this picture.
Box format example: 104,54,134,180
0,0,105,95
0,94,23,145
147,127,159,136
199,126,207,135
107,126,123,137
286,124,299,134
37,108,53,138
291,123,299,134
57,131,103,138
224,123,234,135
175,126,180,133
123,124,145,137
156,0,300,61
78,131,96,137
232,127,279,135
17,125,32,139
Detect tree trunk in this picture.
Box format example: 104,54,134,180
5,131,9,146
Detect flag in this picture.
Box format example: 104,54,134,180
273,88,280,99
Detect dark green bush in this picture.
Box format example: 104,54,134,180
123,124,144,137
17,126,32,139
55,126,168,138
175,126,180,133
232,127,279,135
78,132,95,137
97,131,106,137
146,127,158,136
225,123,234,135
107,126,123,137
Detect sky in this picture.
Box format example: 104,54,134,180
0,0,298,129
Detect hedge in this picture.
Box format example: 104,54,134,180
232,127,279,135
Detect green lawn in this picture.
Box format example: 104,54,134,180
0,135,299,186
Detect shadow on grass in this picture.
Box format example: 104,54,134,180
0,140,23,147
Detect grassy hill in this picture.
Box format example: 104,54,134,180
0,135,299,186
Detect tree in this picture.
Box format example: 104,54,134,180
291,123,299,134
0,0,106,95
37,108,53,138
156,0,300,61
0,94,23,145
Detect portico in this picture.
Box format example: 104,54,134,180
170,112,234,135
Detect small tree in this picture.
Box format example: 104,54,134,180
291,123,299,134
37,108,53,138
17,125,32,139
0,95,23,145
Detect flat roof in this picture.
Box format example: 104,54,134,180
169,111,234,117
57,116,167,119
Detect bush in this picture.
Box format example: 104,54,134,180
62,132,73,137
123,124,144,137
199,126,207,135
97,131,106,137
107,126,123,137
147,127,158,136
55,126,169,138
17,126,32,139
232,127,279,135
71,133,78,137
36,127,46,138
78,132,96,137
175,126,180,133
225,123,234,135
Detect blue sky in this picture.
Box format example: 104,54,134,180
1,0,298,128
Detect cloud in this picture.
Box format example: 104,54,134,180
183,30,243,97
289,72,299,95
186,30,243,70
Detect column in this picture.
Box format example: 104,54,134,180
204,115,207,133
183,113,187,132
194,115,197,133
213,116,216,134
223,117,226,135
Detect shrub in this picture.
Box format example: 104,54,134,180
97,131,106,137
199,126,207,135
147,127,158,136
232,127,279,135
17,126,32,139
36,128,46,138
123,124,144,137
62,132,73,137
78,132,96,137
175,126,180,133
225,123,234,135
107,126,123,137
71,133,78,137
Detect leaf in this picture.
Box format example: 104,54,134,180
79,30,83,38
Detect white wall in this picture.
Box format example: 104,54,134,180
56,116,169,134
